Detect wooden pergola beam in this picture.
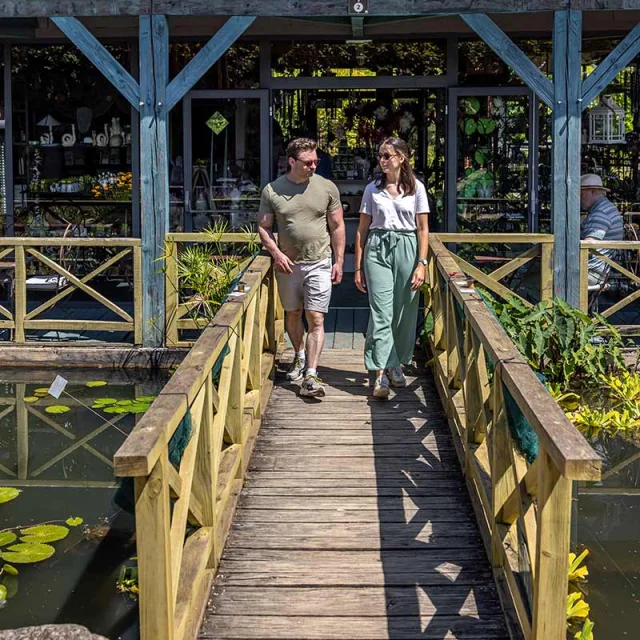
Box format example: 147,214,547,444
3,1,640,18
51,17,141,110
461,13,554,108
581,22,640,107
165,15,255,111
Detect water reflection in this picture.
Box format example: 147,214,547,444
0,367,168,638
578,434,640,638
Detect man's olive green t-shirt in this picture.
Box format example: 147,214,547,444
259,174,341,264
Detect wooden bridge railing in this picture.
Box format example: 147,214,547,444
434,233,554,306
579,239,640,325
114,254,283,640
0,237,142,343
425,235,601,640
164,232,259,348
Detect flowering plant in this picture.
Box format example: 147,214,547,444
91,172,132,201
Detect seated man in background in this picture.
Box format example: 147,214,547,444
580,174,624,287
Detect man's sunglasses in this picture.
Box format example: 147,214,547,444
295,158,320,167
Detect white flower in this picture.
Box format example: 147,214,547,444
374,106,388,121
399,112,415,133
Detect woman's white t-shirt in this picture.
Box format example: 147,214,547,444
359,180,429,231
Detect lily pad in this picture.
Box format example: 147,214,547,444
103,406,127,414
34,388,49,394
23,396,39,403
462,97,481,115
93,398,117,406
1,543,55,564
128,404,151,414
86,381,107,388
0,488,21,505
2,564,18,576
19,524,69,544
116,400,133,406
0,533,17,547
65,517,83,527
135,396,156,403
45,406,70,415
2,574,18,598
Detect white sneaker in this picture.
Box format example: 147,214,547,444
286,355,305,382
388,365,407,388
373,374,390,398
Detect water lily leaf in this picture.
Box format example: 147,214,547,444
128,404,151,414
135,396,156,403
461,117,477,136
1,543,55,564
103,406,126,414
477,117,497,135
86,381,107,388
2,564,18,576
65,517,83,527
116,400,133,406
0,533,17,547
34,388,49,394
23,396,39,403
462,97,480,115
19,524,69,544
0,488,21,504
93,398,117,406
2,574,18,598
45,405,70,414
0,583,6,601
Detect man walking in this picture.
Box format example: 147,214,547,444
258,138,345,398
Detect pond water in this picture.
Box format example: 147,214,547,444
0,367,169,638
578,435,640,638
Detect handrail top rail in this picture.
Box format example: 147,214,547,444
114,255,271,477
581,239,640,249
434,232,554,243
429,235,601,481
165,232,259,243
0,237,141,247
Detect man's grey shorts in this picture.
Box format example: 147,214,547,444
275,257,332,314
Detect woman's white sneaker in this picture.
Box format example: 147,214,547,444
373,374,390,398
388,365,407,388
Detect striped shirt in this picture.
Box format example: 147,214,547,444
580,197,624,282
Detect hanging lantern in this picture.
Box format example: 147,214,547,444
587,95,626,144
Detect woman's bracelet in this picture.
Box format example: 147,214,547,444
354,268,362,272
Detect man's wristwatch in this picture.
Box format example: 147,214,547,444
418,258,428,266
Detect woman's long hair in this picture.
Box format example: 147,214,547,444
375,137,416,196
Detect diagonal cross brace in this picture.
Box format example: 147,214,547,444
461,13,554,109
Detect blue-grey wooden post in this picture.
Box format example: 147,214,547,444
552,9,582,305
139,15,169,347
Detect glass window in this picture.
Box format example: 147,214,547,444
272,40,447,78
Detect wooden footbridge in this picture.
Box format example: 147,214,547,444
114,239,602,640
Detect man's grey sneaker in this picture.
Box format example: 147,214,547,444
286,356,305,382
300,374,326,398
388,365,407,388
373,374,390,398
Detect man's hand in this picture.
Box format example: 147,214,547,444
411,263,426,290
331,262,343,285
274,251,294,274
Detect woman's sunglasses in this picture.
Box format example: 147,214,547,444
295,158,320,167
377,152,398,161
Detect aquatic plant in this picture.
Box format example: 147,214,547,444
0,488,83,608
567,549,594,639
116,560,139,601
94,396,157,415
86,381,107,388
45,405,70,414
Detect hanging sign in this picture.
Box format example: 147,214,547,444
48,375,68,399
206,111,229,135
349,0,369,15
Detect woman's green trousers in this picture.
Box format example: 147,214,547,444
363,230,419,371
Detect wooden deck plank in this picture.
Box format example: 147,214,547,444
201,348,507,640
201,615,509,639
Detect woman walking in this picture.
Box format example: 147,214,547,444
354,137,429,398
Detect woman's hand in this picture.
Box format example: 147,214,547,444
411,263,426,291
354,269,367,293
